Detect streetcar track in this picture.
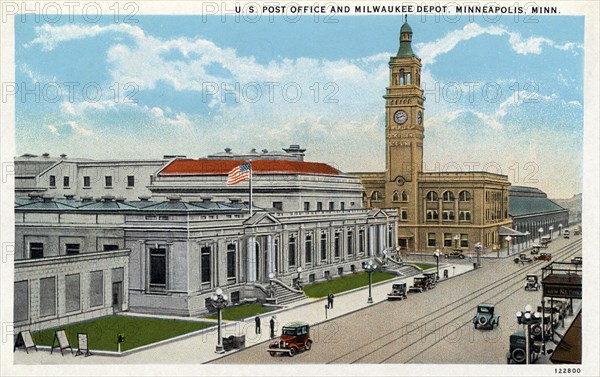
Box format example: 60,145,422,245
326,239,582,364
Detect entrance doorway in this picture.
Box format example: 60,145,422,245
112,282,123,312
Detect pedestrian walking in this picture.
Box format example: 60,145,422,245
255,315,261,334
270,316,276,338
327,293,334,309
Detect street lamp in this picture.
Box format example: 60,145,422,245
363,260,377,303
211,288,229,354
474,242,482,268
538,227,544,244
516,304,542,364
549,226,554,240
268,272,275,298
505,235,512,256
558,223,563,236
434,249,440,281
524,231,530,249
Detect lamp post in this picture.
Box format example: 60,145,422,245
516,304,542,364
268,272,275,298
558,223,563,236
211,288,229,354
434,249,440,281
474,242,482,268
524,231,530,249
505,236,512,256
363,260,376,303
538,227,544,244
549,225,554,240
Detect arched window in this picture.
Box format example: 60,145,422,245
401,191,409,202
399,69,405,85
392,191,400,202
442,191,455,202
459,191,471,201
371,191,382,201
426,191,438,202
406,72,412,84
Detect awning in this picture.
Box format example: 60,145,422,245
498,226,526,236
550,310,581,364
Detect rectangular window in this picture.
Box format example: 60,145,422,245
334,231,341,258
328,202,334,211
29,242,44,259
401,208,408,221
427,233,437,247
105,176,113,187
347,231,354,255
65,273,81,312
83,176,91,187
273,201,283,211
201,247,211,283
460,234,469,248
127,175,135,187
305,234,312,263
14,280,29,322
388,226,394,247
358,229,365,253
158,215,169,220
426,210,439,220
442,210,455,221
63,176,70,188
49,175,56,187
340,202,345,211
65,243,80,255
317,202,323,211
444,233,453,247
288,235,296,267
320,233,327,260
149,247,167,291
227,244,236,278
103,244,119,251
303,202,310,211
89,270,104,307
39,277,56,317
459,211,472,221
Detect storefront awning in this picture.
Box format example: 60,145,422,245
498,226,526,236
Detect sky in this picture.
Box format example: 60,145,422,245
14,14,584,198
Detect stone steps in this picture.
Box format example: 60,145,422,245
272,284,306,306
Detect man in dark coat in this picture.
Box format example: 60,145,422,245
255,316,261,334
269,316,276,338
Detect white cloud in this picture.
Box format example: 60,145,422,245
27,23,145,51
66,120,94,136
45,124,59,135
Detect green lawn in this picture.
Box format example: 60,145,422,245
303,271,396,298
207,303,273,321
32,316,213,352
410,263,436,270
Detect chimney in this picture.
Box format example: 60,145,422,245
28,192,42,200
229,197,241,203
42,153,50,158
64,194,75,200
282,144,306,161
262,149,268,154
167,195,181,202
60,153,67,158
42,194,53,202
224,148,232,153
138,195,151,202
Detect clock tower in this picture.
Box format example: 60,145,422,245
384,18,425,224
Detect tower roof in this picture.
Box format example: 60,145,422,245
397,17,416,58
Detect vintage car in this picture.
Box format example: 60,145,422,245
514,253,533,264
387,282,408,300
571,256,582,265
530,245,542,255
268,322,312,357
408,276,429,293
506,331,542,364
534,252,552,262
563,229,571,239
524,274,539,291
444,250,465,259
573,227,581,236
530,312,559,341
423,272,438,288
473,303,500,329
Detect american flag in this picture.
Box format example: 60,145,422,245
227,163,251,185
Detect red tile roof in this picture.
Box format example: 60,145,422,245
159,159,341,176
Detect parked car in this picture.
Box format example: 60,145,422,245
387,282,408,300
571,256,582,265
534,252,552,262
473,303,500,329
563,229,570,239
506,331,542,364
524,274,539,291
267,322,312,357
530,245,541,255
444,250,465,259
408,276,429,293
422,272,438,288
573,227,581,236
514,253,533,264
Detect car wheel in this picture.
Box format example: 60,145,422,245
305,340,312,351
269,351,276,357
478,316,488,327
512,348,526,363
288,347,297,357
531,324,542,337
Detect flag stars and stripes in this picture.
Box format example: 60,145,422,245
227,163,251,185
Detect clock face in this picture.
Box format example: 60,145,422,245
394,110,408,125
417,111,423,125
395,176,406,186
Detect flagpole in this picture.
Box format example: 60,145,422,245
249,160,253,217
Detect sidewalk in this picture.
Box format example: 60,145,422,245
13,263,474,365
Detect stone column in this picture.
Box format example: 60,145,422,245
454,198,459,224
368,225,374,257
266,235,273,276
246,236,256,282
